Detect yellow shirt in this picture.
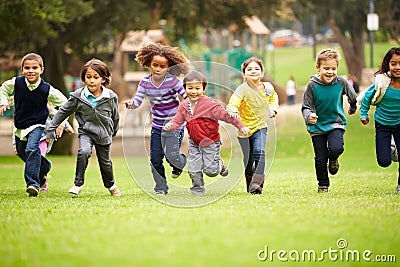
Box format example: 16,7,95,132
227,82,278,137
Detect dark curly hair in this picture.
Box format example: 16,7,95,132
80,58,112,87
135,43,190,76
375,47,400,77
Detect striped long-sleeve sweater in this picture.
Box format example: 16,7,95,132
129,73,187,130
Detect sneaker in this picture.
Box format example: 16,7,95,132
318,185,329,193
155,191,167,196
26,185,39,197
396,185,400,194
391,145,398,162
39,182,48,193
68,185,82,195
220,160,229,177
328,159,339,175
109,186,122,197
171,167,183,179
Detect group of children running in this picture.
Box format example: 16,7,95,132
1,45,399,197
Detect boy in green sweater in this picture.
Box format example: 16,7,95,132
301,48,357,193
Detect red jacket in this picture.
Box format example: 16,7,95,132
168,96,245,147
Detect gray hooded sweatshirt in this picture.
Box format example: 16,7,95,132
47,87,119,145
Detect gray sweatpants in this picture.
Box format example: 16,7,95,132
188,138,222,195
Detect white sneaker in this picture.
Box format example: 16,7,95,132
109,185,122,197
68,185,82,195
26,185,39,197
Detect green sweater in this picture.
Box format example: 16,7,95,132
301,75,357,135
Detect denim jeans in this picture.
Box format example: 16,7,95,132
150,128,186,193
311,129,344,187
15,126,51,188
75,133,115,188
375,121,400,184
238,128,267,177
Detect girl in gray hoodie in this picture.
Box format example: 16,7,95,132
47,58,121,196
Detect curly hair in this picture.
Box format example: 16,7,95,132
80,58,112,87
135,43,190,76
375,47,400,76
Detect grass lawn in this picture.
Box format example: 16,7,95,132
1,106,399,267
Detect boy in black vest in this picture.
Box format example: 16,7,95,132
0,53,67,196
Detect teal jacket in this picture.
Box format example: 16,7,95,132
301,75,357,135
360,82,400,126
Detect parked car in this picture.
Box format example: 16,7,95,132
270,29,301,47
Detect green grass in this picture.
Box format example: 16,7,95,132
269,42,395,86
1,109,400,267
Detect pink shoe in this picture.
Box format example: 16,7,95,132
39,182,48,193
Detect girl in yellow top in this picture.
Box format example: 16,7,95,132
227,57,278,194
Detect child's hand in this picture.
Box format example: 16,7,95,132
309,113,318,124
163,122,174,131
360,118,369,125
122,99,132,108
66,128,75,135
269,110,278,118
0,105,10,116
56,125,65,138
46,131,57,141
228,111,240,119
239,126,250,136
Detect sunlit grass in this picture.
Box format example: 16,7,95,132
0,108,399,267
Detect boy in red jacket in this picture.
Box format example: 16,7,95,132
164,70,250,195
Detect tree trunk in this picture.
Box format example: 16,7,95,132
111,32,127,98
328,17,365,82
39,40,74,155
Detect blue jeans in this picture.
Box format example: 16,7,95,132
311,129,344,187
15,126,51,188
375,121,400,184
238,128,267,177
150,128,186,193
75,133,115,188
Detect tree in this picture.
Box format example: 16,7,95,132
289,0,370,81
375,0,400,45
0,0,281,154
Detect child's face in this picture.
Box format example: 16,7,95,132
244,61,263,83
389,54,400,79
185,81,205,102
84,67,105,95
150,55,169,81
316,59,338,84
21,60,44,84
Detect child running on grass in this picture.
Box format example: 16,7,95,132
0,53,68,197
123,43,189,195
164,70,250,195
227,57,279,194
301,48,357,193
11,103,75,192
360,47,400,193
47,58,121,196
